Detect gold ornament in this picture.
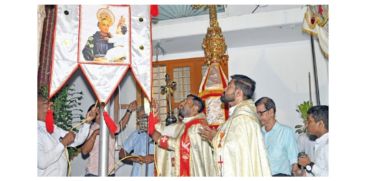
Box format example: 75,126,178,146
192,5,228,65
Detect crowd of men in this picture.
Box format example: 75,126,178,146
38,74,328,177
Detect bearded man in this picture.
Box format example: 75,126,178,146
199,74,271,176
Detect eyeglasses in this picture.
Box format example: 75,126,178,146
257,109,269,116
137,116,148,121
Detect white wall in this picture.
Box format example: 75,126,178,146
157,39,328,130
66,70,138,176
228,40,328,129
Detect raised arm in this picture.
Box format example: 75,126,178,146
119,100,137,131
81,128,99,155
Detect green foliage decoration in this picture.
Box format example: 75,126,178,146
295,101,313,134
40,85,84,160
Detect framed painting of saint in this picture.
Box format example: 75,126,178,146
79,5,130,64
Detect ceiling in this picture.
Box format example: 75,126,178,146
152,5,225,23
152,5,308,57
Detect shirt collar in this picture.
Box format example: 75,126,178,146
261,121,279,133
230,99,255,115
315,132,329,144
182,113,205,124
138,130,147,134
229,105,237,116
272,121,279,130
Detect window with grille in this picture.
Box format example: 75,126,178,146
173,67,191,103
152,65,168,121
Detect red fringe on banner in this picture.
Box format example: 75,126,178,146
148,112,159,136
103,112,118,135
45,110,54,134
150,5,159,17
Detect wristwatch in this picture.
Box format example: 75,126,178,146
305,162,315,175
305,165,312,172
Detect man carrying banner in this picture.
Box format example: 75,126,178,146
81,101,137,176
37,92,96,176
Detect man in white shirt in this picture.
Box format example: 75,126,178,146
297,133,316,163
297,105,328,176
37,93,96,176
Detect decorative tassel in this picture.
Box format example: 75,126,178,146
148,112,159,136
150,5,159,17
45,109,54,134
103,111,118,135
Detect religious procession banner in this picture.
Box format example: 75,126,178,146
49,5,152,103
303,5,328,58
198,63,228,128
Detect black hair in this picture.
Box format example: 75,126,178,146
255,97,276,114
87,104,97,112
87,104,100,123
307,105,329,131
231,74,256,99
187,94,205,113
